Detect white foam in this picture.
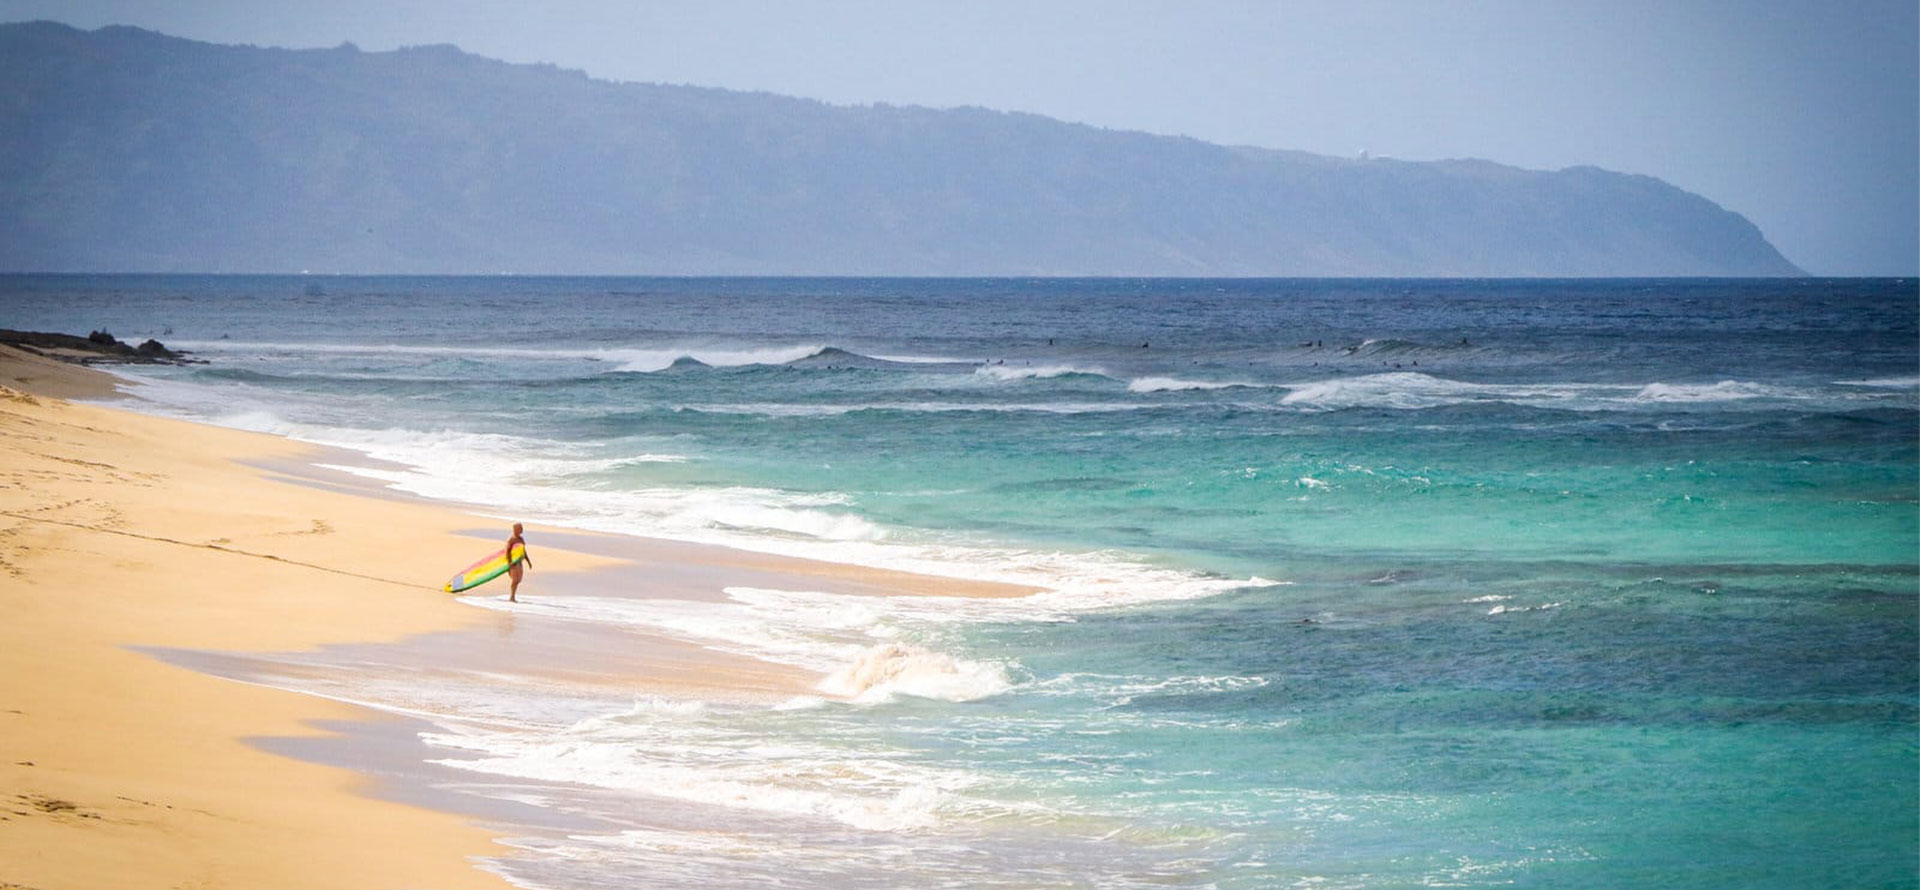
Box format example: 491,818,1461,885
1488,602,1562,615
464,585,1015,694
1631,380,1783,402
117,368,1285,625
313,422,1284,612
422,725,960,831
593,696,711,721
974,363,1107,382
111,371,308,421
168,339,608,359
1834,375,1920,389
310,432,683,487
602,344,830,373
677,400,1147,417
817,643,1012,703
1279,372,1625,411
1126,376,1256,393
702,500,887,541
466,594,860,672
1273,372,1886,412
1033,673,1269,706
114,374,686,484
215,408,290,433
118,377,1291,642
167,339,833,374
310,447,882,545
415,661,1004,833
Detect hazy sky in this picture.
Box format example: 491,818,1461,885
6,0,1915,274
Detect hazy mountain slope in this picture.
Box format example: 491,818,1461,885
0,22,1803,276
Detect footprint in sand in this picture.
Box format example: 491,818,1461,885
261,519,333,538
12,793,101,821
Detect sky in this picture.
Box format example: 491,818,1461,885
4,0,1915,275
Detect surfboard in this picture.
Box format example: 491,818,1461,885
444,543,527,593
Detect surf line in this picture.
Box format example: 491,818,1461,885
0,510,422,589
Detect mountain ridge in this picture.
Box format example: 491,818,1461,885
0,22,1805,276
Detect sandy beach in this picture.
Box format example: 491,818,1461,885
0,345,1034,889
0,346,583,888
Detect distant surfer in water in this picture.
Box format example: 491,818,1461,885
506,522,533,602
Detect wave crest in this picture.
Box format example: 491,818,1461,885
1275,372,1876,412
604,344,830,373
974,364,1109,382
1631,380,1783,402
1126,376,1256,393
1835,375,1920,389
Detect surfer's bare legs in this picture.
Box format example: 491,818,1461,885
508,562,524,601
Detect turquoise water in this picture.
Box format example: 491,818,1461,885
6,275,1915,887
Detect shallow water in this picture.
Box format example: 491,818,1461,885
8,275,1915,888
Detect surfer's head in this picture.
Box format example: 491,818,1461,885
513,522,524,534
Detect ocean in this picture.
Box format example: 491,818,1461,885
6,275,1916,888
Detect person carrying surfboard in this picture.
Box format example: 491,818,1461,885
441,529,533,596
506,522,534,602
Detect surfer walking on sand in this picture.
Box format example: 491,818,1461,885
506,522,533,602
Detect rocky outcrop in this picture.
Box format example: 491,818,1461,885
0,329,196,364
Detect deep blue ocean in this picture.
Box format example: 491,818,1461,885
5,275,1916,888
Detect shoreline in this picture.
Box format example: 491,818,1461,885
0,345,1045,888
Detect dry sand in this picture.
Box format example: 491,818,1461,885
0,345,1035,889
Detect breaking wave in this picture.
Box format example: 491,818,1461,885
974,363,1112,382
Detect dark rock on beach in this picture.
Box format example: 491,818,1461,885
0,329,198,364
